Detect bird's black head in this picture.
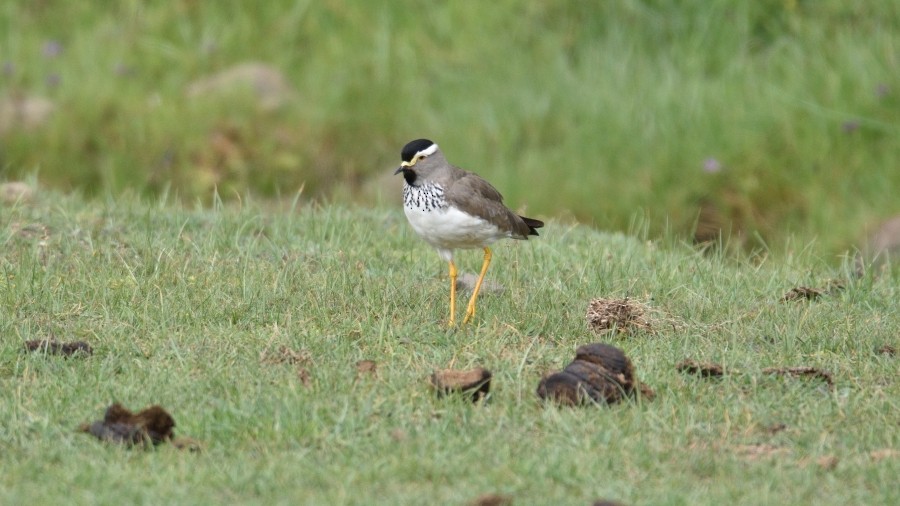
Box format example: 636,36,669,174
401,139,435,163
395,139,438,185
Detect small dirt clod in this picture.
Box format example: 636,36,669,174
79,403,175,446
430,367,492,402
355,360,377,378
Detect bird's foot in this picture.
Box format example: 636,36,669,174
462,306,476,324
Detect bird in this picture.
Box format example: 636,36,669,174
394,139,543,325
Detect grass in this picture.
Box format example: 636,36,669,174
1,191,897,505
2,1,900,256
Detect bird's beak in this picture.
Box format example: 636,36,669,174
394,160,412,175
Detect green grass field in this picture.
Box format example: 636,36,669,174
1,192,896,505
2,1,899,256
2,2,899,504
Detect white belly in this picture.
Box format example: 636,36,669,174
404,205,506,258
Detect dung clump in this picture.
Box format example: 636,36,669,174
586,298,652,335
79,403,175,446
676,359,725,378
537,343,650,406
762,366,834,389
468,493,513,506
780,286,823,302
24,339,93,357
430,367,492,402
875,344,896,356
780,279,844,302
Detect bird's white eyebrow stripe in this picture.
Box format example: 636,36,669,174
419,143,438,157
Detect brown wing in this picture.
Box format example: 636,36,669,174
444,170,539,239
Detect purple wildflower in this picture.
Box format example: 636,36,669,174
201,39,218,55
42,40,63,58
45,73,61,88
841,120,860,134
702,158,722,174
114,63,135,77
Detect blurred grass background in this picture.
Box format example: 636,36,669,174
1,0,898,257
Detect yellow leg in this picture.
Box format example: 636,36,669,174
448,260,458,327
463,247,492,324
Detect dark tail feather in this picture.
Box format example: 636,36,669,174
520,216,544,236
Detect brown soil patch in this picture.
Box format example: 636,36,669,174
733,443,789,461
297,367,312,387
0,94,55,135
762,422,787,435
355,360,377,378
797,455,839,471
869,448,899,461
0,181,35,204
817,455,839,470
